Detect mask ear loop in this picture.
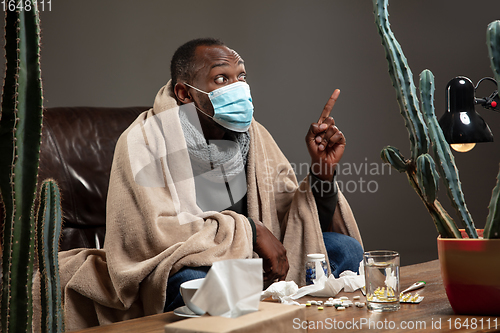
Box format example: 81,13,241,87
184,82,209,95
183,82,215,120
194,105,214,120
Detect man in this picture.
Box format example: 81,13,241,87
49,38,363,330
162,38,363,310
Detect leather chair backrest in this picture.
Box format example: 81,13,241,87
37,106,149,251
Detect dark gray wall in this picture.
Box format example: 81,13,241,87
3,1,499,265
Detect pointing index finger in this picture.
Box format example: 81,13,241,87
318,89,341,124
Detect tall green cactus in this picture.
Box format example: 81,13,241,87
373,0,479,239
373,0,429,161
36,179,65,333
0,2,44,332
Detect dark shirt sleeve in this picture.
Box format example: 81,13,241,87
309,169,338,232
247,216,257,247
225,192,256,246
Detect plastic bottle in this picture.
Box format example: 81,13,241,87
305,253,328,285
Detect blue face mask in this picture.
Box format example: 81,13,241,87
184,81,254,132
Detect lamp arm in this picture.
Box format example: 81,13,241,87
474,77,499,112
475,77,497,89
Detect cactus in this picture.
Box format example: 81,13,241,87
373,0,473,239
374,1,500,239
373,0,429,161
36,179,65,332
0,1,44,332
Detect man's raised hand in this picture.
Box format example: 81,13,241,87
305,89,346,182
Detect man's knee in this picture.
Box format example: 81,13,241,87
323,232,362,255
323,232,363,276
343,235,363,258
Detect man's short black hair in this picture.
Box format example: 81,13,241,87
170,38,225,95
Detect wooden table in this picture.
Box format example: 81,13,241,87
72,260,499,333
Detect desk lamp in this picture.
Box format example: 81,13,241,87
439,76,498,152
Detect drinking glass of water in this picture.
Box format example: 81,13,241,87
363,250,400,312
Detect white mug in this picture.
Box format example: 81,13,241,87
179,278,206,315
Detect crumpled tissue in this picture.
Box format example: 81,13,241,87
191,258,263,318
261,281,300,304
261,260,365,304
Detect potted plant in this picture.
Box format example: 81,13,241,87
372,0,500,316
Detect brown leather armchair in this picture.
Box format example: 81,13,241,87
37,106,149,251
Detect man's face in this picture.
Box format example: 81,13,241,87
188,45,247,116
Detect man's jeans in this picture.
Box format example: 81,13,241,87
164,232,363,312
322,231,364,278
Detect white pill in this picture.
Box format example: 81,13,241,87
328,297,334,301
336,306,346,311
325,302,334,307
356,302,365,308
317,301,323,305
310,301,317,305
353,296,361,300
340,296,349,300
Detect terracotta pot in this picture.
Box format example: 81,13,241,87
437,229,500,316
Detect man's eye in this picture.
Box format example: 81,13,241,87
239,74,247,82
215,77,226,84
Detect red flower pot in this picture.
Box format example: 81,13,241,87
437,230,500,316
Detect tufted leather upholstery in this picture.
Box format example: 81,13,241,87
37,106,149,251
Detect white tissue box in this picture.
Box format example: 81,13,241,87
164,301,306,333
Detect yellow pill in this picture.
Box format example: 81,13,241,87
318,307,324,310
306,303,311,307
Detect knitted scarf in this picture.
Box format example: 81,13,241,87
179,107,250,182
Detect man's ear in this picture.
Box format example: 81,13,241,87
174,82,193,104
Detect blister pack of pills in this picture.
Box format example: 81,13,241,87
399,292,424,304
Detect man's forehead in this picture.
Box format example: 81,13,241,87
193,45,244,73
